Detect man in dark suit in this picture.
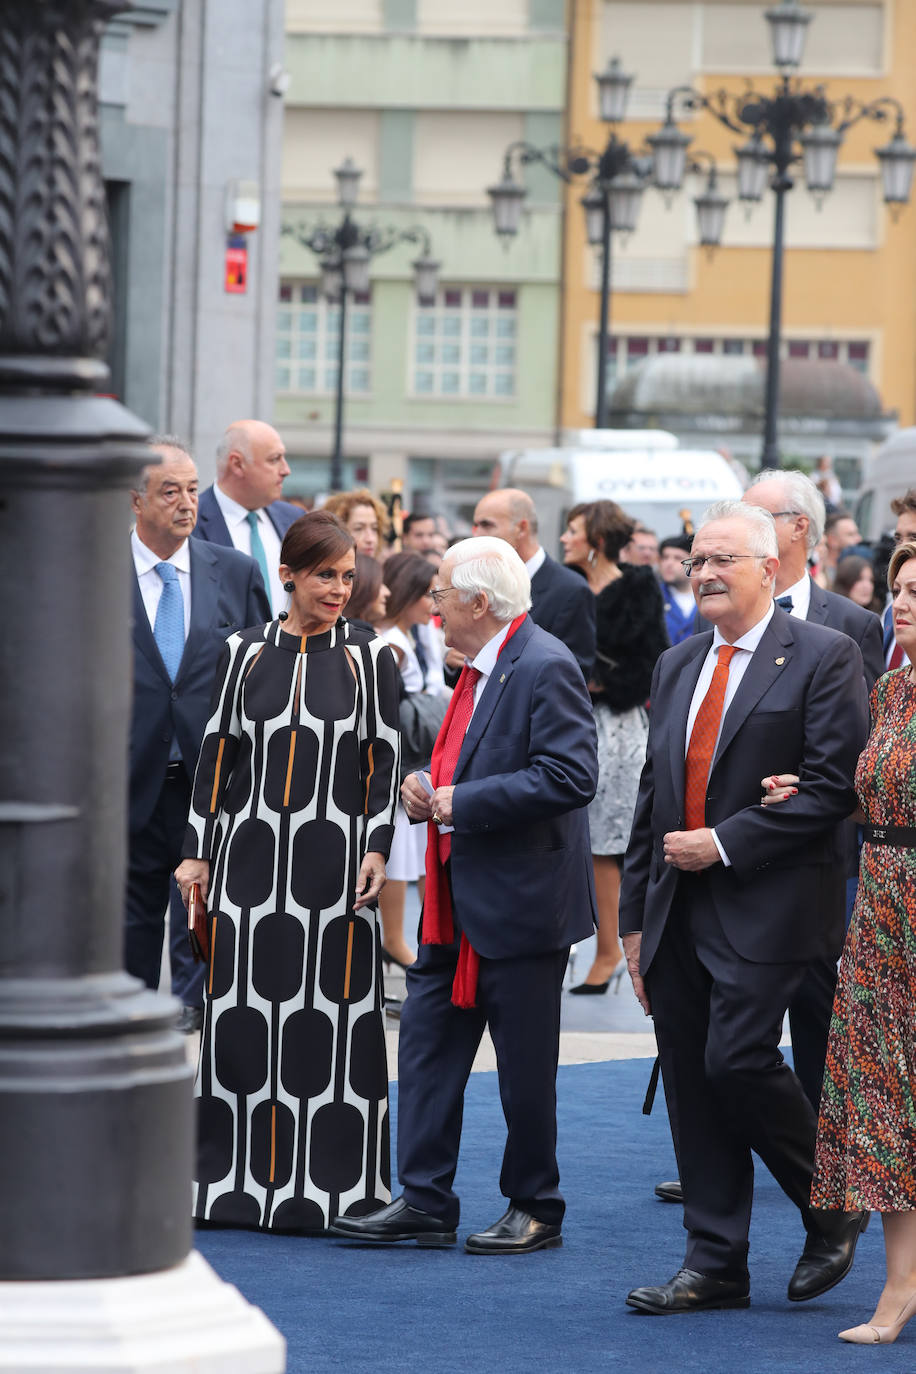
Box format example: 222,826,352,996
620,500,869,1313
128,438,270,1022
472,488,596,678
192,419,301,617
330,536,598,1253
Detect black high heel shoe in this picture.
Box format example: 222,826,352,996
381,946,415,971
568,962,625,996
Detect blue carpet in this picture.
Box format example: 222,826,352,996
197,1059,910,1373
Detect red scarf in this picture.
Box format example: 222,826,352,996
422,614,526,1008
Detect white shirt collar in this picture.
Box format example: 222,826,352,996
131,528,191,575
778,572,811,619
214,481,260,529
470,621,514,679
711,600,775,654
524,545,546,579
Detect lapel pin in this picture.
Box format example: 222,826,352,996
775,657,785,665
499,672,506,683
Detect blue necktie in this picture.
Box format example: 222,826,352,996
246,510,272,600
776,595,793,612
153,562,185,681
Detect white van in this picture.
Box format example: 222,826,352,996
501,437,744,555
854,428,916,542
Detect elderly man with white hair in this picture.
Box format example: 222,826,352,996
619,500,870,1315
331,536,598,1254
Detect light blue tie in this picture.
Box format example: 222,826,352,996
246,510,272,600
153,561,185,681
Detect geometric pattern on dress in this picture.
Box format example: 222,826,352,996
185,618,400,1231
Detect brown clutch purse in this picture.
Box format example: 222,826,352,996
188,882,210,964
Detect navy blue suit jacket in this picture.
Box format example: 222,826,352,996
192,485,303,548
619,608,868,974
447,616,598,959
129,539,270,833
529,553,596,679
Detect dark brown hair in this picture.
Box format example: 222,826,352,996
567,499,635,562
346,553,385,623
891,489,916,517
280,510,354,574
382,552,434,623
833,554,877,608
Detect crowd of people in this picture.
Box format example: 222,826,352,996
125,422,916,1343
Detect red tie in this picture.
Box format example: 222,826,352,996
890,639,905,670
436,666,481,864
685,646,738,831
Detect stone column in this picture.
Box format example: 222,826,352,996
0,2,284,1365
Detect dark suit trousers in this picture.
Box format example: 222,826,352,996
125,769,191,991
648,874,819,1280
787,956,838,1113
397,928,568,1229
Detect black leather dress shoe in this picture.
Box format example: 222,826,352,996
627,1268,750,1314
329,1196,455,1247
654,1180,683,1204
176,1005,203,1034
465,1206,562,1254
787,1210,869,1302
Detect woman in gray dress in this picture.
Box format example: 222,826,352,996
560,500,667,993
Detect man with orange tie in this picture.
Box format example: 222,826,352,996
619,501,870,1315
330,537,598,1254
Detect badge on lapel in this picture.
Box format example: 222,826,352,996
775,657,785,665
499,673,506,683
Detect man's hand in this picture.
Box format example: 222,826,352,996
622,932,650,1016
401,772,434,824
430,786,455,827
663,828,720,872
354,852,386,911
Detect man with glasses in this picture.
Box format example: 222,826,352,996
619,500,869,1315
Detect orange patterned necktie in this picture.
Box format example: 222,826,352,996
684,645,738,831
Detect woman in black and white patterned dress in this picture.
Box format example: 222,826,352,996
176,511,400,1234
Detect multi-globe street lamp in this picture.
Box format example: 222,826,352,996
285,157,440,491
648,0,915,466
489,0,914,464
488,59,727,430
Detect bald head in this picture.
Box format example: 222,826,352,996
216,419,290,510
472,487,539,560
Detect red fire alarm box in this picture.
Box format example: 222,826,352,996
225,244,247,294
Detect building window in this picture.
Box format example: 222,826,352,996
602,333,871,394
413,286,517,400
276,282,372,396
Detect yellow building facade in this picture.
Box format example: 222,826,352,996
561,0,916,442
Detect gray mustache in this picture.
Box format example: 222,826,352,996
698,582,729,597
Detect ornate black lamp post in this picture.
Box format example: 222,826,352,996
285,159,440,492
649,0,915,466
0,0,194,1281
488,59,725,428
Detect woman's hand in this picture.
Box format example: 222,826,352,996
175,859,210,907
761,773,799,807
354,852,386,911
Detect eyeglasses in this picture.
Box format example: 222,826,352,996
429,587,458,606
771,510,802,520
680,554,762,577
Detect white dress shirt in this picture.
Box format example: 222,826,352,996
778,572,811,621
686,601,775,866
524,545,547,580
212,482,284,615
131,529,192,637
468,621,514,716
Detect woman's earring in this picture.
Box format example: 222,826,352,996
587,548,597,566
279,579,295,622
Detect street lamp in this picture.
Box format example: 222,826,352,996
487,57,662,428
653,5,914,466
285,160,441,491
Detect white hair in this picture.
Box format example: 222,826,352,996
445,536,532,621
697,500,778,559
747,467,825,551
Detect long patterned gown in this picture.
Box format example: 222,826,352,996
812,667,916,1211
184,618,400,1232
